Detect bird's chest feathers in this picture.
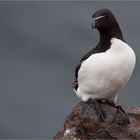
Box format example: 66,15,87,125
78,38,136,83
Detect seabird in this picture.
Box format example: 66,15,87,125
72,9,136,122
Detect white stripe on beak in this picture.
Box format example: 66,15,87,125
93,15,106,21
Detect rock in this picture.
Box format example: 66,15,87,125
53,100,140,139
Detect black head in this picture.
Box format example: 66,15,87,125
92,9,119,32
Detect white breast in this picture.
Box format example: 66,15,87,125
75,38,136,102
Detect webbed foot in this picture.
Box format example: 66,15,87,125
94,99,106,122
116,105,130,124
103,100,130,124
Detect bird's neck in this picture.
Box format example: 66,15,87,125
98,26,124,48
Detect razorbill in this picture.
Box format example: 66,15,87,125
72,9,136,122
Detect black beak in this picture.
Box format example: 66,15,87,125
91,19,96,29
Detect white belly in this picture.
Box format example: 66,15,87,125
76,38,136,102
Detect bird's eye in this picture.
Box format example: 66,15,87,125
105,15,109,18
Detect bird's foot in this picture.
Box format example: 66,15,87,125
94,99,106,122
101,100,130,124
116,105,130,124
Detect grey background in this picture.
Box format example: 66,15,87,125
0,1,139,139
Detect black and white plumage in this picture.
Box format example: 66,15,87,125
72,9,136,121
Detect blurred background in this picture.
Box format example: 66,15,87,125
0,1,139,139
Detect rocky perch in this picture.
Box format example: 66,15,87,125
54,100,140,139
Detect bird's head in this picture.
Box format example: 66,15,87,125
92,9,119,32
